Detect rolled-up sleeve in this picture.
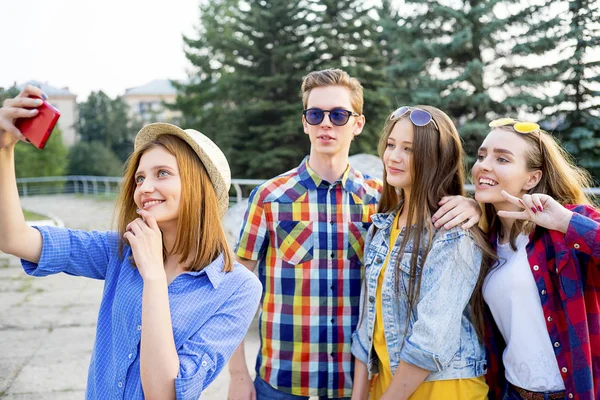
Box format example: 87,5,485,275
351,224,376,366
351,286,370,365
21,226,117,280
174,273,262,399
399,232,482,372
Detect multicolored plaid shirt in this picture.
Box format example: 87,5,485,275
236,157,381,398
484,204,600,400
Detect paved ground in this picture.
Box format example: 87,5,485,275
0,195,259,399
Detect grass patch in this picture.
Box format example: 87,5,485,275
22,209,47,221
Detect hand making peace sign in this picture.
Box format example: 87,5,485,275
496,190,574,234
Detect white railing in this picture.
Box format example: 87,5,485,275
16,176,266,204
15,176,600,201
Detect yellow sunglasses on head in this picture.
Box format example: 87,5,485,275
489,118,540,133
489,118,542,148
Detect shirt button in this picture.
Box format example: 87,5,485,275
330,253,334,258
330,352,334,357
330,285,334,290
533,265,539,271
375,257,383,264
574,243,580,249
541,289,547,295
118,381,123,388
368,336,372,342
556,268,559,273
330,221,334,225
137,325,142,331
128,353,133,359
568,394,573,399
547,316,553,322
554,341,560,348
369,296,375,303
331,318,334,323
561,367,568,373
201,360,208,367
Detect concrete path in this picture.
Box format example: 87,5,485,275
0,195,259,399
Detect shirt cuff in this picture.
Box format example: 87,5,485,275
564,212,596,254
174,353,215,400
351,330,369,366
399,337,443,372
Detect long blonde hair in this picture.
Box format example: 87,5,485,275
115,135,233,272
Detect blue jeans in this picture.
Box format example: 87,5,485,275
254,376,351,400
502,382,566,400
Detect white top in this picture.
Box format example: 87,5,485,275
483,233,565,392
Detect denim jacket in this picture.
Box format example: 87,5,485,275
351,209,487,381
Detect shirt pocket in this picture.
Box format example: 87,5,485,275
274,220,314,265
347,222,370,265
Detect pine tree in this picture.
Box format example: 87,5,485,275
389,0,521,164
174,0,312,179
542,0,600,183
307,0,391,154
376,0,431,108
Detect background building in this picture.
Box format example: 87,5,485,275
122,79,181,124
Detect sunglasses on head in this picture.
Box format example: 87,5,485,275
390,106,439,130
488,118,540,133
489,118,542,147
303,108,360,126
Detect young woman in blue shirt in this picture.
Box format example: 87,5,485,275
0,85,262,399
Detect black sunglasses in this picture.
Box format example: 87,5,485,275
303,108,360,126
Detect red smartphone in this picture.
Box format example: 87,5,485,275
15,98,61,150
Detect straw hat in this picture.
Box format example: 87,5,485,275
135,123,231,217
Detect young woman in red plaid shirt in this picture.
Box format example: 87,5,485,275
471,118,599,400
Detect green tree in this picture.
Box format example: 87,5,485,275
14,128,68,178
67,141,123,176
175,0,394,178
77,91,135,162
535,0,599,183
0,85,20,103
387,0,526,164
175,0,313,178
307,0,391,154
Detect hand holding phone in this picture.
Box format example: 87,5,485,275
14,97,61,150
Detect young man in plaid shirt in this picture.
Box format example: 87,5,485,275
228,68,379,399
227,69,479,399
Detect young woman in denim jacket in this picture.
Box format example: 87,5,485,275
351,106,493,400
472,119,599,400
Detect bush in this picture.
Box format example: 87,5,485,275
15,128,68,178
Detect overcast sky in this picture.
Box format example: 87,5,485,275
0,0,200,100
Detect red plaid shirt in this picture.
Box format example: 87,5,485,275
484,204,600,400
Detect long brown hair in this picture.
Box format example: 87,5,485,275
378,105,494,341
115,135,233,272
480,123,596,251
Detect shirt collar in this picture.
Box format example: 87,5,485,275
184,252,226,289
371,202,404,230
297,156,358,193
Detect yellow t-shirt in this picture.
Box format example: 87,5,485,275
370,214,488,400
